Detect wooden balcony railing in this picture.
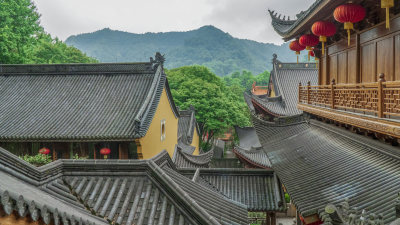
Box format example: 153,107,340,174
298,73,400,119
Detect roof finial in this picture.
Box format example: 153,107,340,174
150,52,165,70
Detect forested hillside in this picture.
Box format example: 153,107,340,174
66,26,296,76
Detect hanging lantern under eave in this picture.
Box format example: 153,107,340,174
309,50,319,69
289,40,306,64
39,147,50,155
100,148,111,159
299,34,319,61
334,3,366,46
311,21,336,56
382,0,394,29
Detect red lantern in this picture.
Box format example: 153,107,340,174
289,40,305,64
334,3,366,46
299,34,319,61
311,21,336,55
100,148,111,159
39,147,50,155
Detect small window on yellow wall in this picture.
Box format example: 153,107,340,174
161,119,166,141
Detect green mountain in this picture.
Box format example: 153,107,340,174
65,25,297,76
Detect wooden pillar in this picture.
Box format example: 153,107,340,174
324,54,330,85
271,212,276,225
296,211,302,225
90,143,96,159
266,212,271,225
307,81,311,105
356,33,361,83
298,83,302,103
331,79,336,109
378,73,386,118
69,143,73,159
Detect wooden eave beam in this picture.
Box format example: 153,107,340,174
283,0,364,41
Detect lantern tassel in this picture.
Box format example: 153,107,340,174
297,55,299,64
347,29,351,46
322,42,325,55
308,51,310,61
386,7,390,29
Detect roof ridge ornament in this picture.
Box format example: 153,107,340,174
150,52,165,70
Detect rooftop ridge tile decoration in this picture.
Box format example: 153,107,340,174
0,147,248,224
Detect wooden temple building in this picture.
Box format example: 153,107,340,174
0,53,200,160
240,1,400,225
234,54,318,169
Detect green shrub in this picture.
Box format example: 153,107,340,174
20,154,52,167
285,193,290,203
72,153,88,160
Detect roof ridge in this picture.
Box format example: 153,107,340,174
178,147,214,165
134,64,164,135
0,62,154,75
148,161,221,225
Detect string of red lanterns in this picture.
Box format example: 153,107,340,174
289,40,305,64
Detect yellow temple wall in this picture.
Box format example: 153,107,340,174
138,87,178,159
192,128,200,155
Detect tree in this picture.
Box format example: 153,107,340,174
0,0,97,64
166,66,250,149
0,0,41,63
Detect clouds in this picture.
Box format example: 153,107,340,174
33,0,315,44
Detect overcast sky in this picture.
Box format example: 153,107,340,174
33,0,315,45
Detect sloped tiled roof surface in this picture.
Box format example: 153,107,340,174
179,168,285,212
163,167,248,225
173,145,214,168
253,117,400,224
235,126,261,149
251,59,318,116
178,107,198,144
233,146,271,169
0,62,169,141
0,148,248,225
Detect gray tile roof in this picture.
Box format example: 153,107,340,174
0,147,248,224
0,56,179,141
178,106,199,145
250,55,318,117
233,146,271,169
235,126,261,149
213,139,225,159
179,168,286,212
172,145,214,169
162,166,248,225
251,116,400,224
